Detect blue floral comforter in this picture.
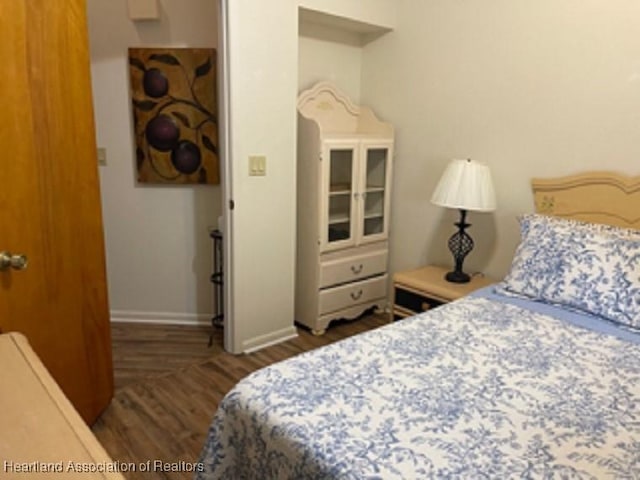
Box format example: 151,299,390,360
197,296,640,479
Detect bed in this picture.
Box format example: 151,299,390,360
197,172,640,479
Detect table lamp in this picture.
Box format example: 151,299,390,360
430,158,496,283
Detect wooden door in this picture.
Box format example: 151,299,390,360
0,1,113,424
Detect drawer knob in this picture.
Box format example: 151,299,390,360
351,264,363,274
350,289,363,301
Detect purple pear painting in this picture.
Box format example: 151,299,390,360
128,48,218,184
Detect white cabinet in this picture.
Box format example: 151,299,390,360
296,82,394,334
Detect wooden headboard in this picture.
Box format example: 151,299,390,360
531,171,640,229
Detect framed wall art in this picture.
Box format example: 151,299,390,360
128,47,219,185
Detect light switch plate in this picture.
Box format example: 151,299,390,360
127,0,160,20
97,147,107,166
249,155,266,176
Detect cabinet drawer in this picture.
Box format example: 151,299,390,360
319,250,387,288
319,274,387,315
394,286,444,315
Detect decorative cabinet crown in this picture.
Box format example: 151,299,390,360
297,82,393,137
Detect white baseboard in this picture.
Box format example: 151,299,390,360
110,310,213,327
242,326,298,353
111,312,299,353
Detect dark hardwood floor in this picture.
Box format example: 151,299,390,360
108,322,219,391
92,314,388,480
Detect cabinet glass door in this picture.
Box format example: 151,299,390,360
323,145,357,251
360,143,392,243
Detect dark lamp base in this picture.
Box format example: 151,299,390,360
444,208,474,284
445,270,471,284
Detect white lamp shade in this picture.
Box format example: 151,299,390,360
431,159,496,212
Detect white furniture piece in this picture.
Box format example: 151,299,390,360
296,82,394,334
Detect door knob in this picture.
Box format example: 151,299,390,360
0,251,28,271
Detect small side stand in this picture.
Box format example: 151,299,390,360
209,229,224,347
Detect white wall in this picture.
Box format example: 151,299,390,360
298,33,362,103
298,0,402,113
223,0,299,352
87,0,221,324
361,0,640,279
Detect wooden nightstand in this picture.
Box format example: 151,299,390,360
392,265,496,320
